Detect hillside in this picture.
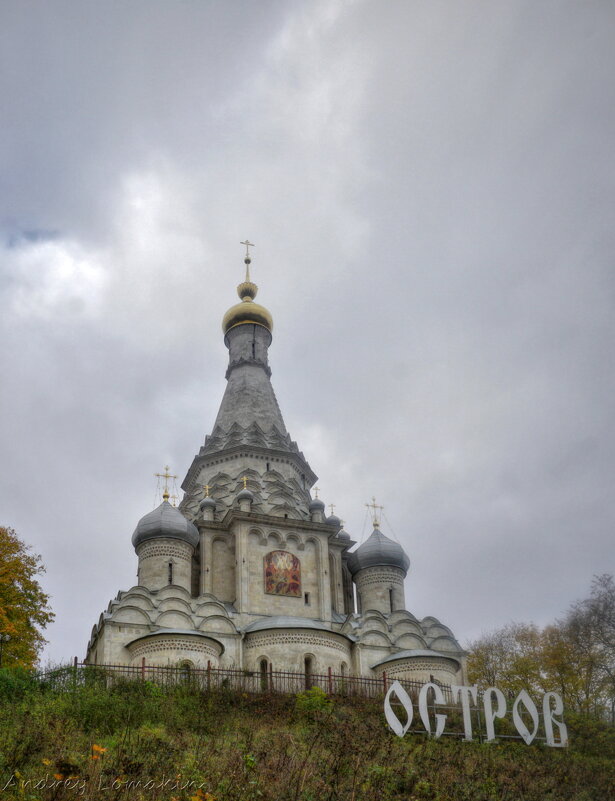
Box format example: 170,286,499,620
0,671,613,801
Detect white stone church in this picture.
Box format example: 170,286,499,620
86,250,466,686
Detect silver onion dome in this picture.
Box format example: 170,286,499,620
132,500,199,550
347,526,410,575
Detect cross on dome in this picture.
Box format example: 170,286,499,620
366,496,384,527
155,465,177,501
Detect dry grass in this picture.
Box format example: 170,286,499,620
0,671,613,801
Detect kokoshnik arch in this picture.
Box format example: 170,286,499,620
85,246,467,685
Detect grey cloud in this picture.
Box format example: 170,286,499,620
0,0,613,663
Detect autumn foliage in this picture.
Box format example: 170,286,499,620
0,526,54,668
467,575,615,722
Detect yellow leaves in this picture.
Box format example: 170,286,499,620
0,526,54,669
53,773,64,780
190,790,215,801
91,743,107,759
41,758,51,765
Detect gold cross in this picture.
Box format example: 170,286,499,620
170,493,179,507
202,484,211,497
329,504,336,516
155,465,177,499
313,486,320,499
365,496,384,526
240,240,255,257
241,476,248,489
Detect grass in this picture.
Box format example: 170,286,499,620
0,668,613,801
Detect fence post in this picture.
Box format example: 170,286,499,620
383,671,388,694
328,666,333,695
269,663,273,693
141,657,145,681
207,660,211,692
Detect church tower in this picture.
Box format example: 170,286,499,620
85,245,466,687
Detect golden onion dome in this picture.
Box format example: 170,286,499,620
222,256,273,334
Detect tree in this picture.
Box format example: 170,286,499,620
467,622,544,698
0,526,55,668
567,574,615,721
466,575,615,722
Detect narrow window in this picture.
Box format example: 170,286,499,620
266,462,270,471
304,656,313,690
168,562,173,585
304,592,310,605
252,339,256,358
389,587,394,612
260,658,269,691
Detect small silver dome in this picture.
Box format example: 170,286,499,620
347,526,410,575
338,528,351,540
237,488,254,502
309,498,325,511
326,514,341,527
132,500,199,550
200,496,216,511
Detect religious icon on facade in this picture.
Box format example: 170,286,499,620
264,550,301,597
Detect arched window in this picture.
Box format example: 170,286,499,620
304,655,313,690
259,658,270,691
179,660,193,683
168,562,173,585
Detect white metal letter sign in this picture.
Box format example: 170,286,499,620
384,680,567,746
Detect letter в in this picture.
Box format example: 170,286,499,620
543,692,568,748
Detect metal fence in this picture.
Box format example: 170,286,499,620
34,661,564,743
37,660,444,701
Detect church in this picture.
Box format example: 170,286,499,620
85,247,466,687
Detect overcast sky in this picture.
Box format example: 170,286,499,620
1,0,614,666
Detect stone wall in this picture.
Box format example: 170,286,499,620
245,530,325,619
127,633,223,668
354,566,406,615
372,655,460,686
243,627,352,674
136,537,193,592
